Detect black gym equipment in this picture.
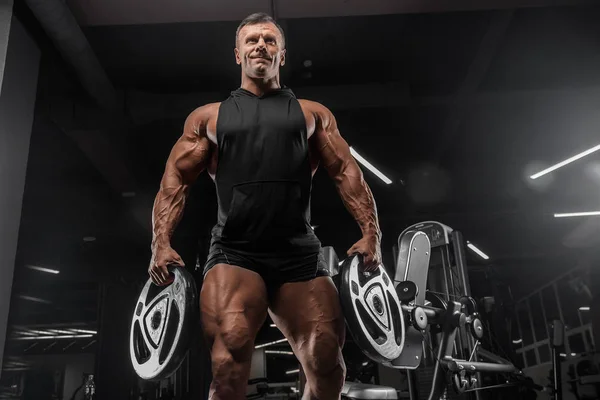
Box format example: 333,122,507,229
334,221,531,400
129,266,198,381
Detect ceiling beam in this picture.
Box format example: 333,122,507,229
127,82,600,124
127,82,411,124
67,0,598,27
276,0,597,20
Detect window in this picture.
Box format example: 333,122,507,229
529,294,548,341
517,302,534,346
538,345,550,364
542,285,561,323
584,329,595,351
568,333,586,354
525,349,537,367
556,280,581,330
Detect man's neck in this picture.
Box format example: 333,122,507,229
241,75,281,97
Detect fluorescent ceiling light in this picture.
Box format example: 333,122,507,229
530,144,600,179
350,147,392,185
26,265,59,274
286,369,300,375
18,295,51,304
13,334,94,341
21,329,54,336
255,338,288,349
48,329,78,335
554,211,600,218
466,242,490,260
579,307,590,311
265,350,294,355
512,339,523,344
72,329,98,335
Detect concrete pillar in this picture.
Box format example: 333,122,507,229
0,0,41,375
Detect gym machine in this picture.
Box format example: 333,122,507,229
334,221,530,400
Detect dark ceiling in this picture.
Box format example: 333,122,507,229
5,0,600,360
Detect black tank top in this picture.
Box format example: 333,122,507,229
211,87,321,252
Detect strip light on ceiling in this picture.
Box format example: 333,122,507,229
554,211,600,218
18,295,51,304
530,144,600,179
350,147,393,185
254,338,288,349
26,265,60,274
466,241,490,260
265,350,294,355
72,329,98,335
13,334,94,341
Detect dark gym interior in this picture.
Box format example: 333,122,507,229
1,0,600,399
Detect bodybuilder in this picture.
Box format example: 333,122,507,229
149,13,382,400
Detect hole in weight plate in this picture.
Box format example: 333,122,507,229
151,311,162,330
373,296,384,315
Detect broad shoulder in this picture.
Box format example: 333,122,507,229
183,102,221,138
298,99,336,129
298,98,330,115
186,102,221,126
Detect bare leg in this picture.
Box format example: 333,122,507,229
200,264,269,400
269,276,346,400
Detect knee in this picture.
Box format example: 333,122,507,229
210,331,252,390
219,317,254,362
304,329,346,380
210,350,236,379
209,316,254,381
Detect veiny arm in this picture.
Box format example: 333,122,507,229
149,105,214,284
309,102,382,246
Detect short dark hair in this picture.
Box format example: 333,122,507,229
236,13,286,49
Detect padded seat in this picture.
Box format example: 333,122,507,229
342,382,398,399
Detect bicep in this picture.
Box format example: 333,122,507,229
163,109,212,184
311,106,362,181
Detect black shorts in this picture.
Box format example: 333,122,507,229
202,244,331,299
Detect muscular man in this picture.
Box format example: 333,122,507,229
149,12,382,400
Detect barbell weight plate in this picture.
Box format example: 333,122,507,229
339,255,405,363
129,267,198,381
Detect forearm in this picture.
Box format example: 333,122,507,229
333,163,381,241
151,168,190,251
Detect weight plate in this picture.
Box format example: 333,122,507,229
339,255,405,363
129,267,197,381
